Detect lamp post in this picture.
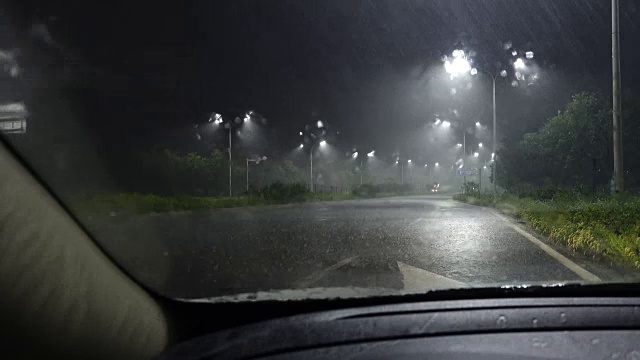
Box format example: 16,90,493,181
443,50,504,198
364,150,375,185
352,150,375,185
478,69,497,198
210,111,254,197
612,0,624,192
435,118,469,189
300,137,327,193
246,156,267,193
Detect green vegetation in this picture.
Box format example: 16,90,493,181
463,91,640,269
454,192,640,269
498,92,640,191
72,182,436,215
73,193,261,214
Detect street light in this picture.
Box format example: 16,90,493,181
246,156,267,193
353,149,375,185
300,124,334,192
210,112,247,197
444,49,471,78
476,121,481,127
514,58,525,69
444,53,506,198
474,152,479,157
442,120,451,128
478,142,483,148
435,162,439,167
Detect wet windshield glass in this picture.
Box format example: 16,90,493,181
1,0,640,300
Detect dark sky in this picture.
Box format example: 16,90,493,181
3,0,640,160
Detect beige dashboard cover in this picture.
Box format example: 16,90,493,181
0,142,169,359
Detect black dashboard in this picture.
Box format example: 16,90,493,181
159,291,640,359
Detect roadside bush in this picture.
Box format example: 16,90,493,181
463,181,480,194
72,193,255,214
454,193,640,269
453,193,495,206
261,182,309,203
352,184,380,197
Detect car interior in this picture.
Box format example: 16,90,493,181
3,137,640,359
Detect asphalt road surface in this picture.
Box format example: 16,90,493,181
91,195,635,300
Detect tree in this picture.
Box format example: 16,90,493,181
500,92,612,189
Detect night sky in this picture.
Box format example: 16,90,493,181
2,0,640,161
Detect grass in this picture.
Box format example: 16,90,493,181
72,189,440,215
72,193,264,214
454,192,640,269
72,191,424,214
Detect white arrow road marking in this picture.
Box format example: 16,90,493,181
492,211,601,282
297,256,359,288
397,261,468,291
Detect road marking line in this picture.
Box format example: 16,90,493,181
492,211,601,282
397,262,468,291
297,256,358,288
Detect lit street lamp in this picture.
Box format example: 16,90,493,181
352,149,375,185
210,111,252,197
246,156,267,193
443,50,521,198
300,126,331,192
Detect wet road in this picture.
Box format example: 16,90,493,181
93,195,608,300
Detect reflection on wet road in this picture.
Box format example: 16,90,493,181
91,195,613,299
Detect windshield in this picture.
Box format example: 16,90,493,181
2,0,640,301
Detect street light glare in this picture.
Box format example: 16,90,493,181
317,120,324,128
299,144,304,148
456,143,462,147
435,162,439,167
442,121,451,128
474,152,479,157
444,56,471,78
352,152,358,158
408,159,412,163
299,131,303,136
319,140,327,146
514,58,525,69
367,150,375,157
476,121,481,127
478,143,483,147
